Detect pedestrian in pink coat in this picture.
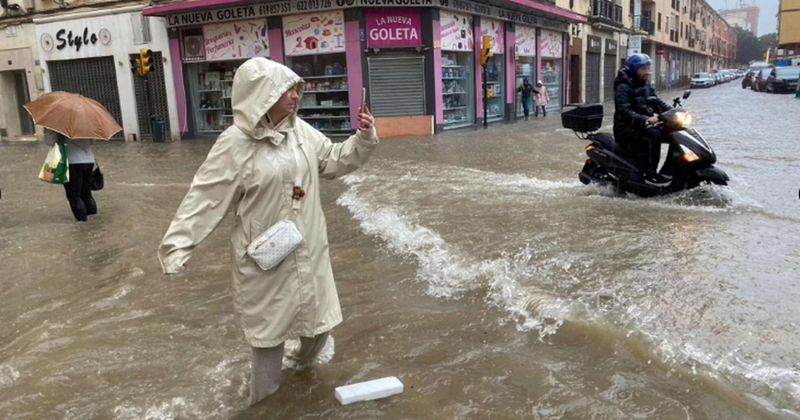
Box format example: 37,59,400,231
534,80,549,117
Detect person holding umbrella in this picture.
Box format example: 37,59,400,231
25,92,121,222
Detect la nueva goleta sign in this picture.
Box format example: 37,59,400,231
163,0,569,31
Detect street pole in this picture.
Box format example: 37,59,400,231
482,64,488,128
144,75,154,140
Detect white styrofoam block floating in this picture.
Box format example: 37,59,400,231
335,376,404,405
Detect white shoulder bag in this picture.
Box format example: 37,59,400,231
247,136,307,271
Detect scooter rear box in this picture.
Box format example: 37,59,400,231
561,104,604,132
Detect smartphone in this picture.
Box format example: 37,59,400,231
361,87,367,111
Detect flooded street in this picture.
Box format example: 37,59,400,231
1,82,799,419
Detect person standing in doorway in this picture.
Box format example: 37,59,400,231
517,78,538,121
44,129,97,222
534,80,550,117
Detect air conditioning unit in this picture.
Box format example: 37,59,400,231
181,28,205,61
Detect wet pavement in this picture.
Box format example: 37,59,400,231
1,82,799,420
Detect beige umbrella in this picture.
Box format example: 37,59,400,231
24,91,122,140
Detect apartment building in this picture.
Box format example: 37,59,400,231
0,0,180,141
778,0,800,59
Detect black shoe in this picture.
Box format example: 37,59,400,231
644,173,671,187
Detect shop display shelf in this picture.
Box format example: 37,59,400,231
198,130,223,134
444,106,467,111
442,77,466,80
487,114,504,119
303,116,350,120
302,74,348,80
305,89,349,93
443,92,467,95
199,108,228,111
300,105,350,110
442,65,464,69
198,89,222,93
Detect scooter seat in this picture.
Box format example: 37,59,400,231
592,132,619,152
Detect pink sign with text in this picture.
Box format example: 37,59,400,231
365,8,421,48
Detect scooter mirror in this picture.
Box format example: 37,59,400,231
683,90,691,99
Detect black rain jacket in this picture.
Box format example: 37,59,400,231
613,69,672,144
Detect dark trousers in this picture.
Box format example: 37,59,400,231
63,163,97,221
534,106,546,117
620,126,664,174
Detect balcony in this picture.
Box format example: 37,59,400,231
591,0,624,28
633,15,656,35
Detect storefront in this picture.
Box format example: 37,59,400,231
284,11,352,137
539,30,564,113
603,38,618,102
0,22,40,141
34,6,180,141
440,12,475,130
585,35,601,104
480,18,505,123
180,19,270,135
365,8,426,121
145,0,584,137
514,25,536,118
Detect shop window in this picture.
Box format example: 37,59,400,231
286,53,351,137
186,60,243,135
442,51,475,128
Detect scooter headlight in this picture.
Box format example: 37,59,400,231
680,144,700,162
675,112,693,126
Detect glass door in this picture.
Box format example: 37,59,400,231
515,57,535,118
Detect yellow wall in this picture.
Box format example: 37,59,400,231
781,0,800,11
779,12,800,44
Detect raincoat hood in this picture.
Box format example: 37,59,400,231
232,57,304,142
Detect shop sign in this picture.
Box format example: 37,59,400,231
203,19,270,61
587,35,602,53
540,30,563,58
365,8,421,47
656,45,666,55
439,12,473,52
605,38,617,55
283,10,345,56
480,18,504,54
161,0,569,32
627,35,642,55
514,25,536,57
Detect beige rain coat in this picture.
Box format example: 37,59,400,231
158,58,378,348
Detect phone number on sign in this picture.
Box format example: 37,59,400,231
259,2,292,14
295,0,332,11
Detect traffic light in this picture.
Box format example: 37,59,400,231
139,49,153,76
480,35,493,66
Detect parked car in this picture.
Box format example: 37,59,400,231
691,72,715,88
766,67,800,93
752,69,770,92
742,69,757,88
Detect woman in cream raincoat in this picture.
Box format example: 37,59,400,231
157,58,377,405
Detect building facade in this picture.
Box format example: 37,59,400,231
778,0,800,60
719,1,759,36
0,0,182,141
143,0,586,138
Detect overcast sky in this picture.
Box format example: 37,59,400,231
705,0,778,36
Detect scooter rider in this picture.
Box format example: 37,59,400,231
613,53,673,186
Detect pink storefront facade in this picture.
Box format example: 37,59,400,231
144,0,585,138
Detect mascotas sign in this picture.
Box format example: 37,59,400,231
365,8,421,48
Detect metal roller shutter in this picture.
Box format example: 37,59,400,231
586,53,601,104
131,51,172,140
367,54,425,117
603,55,617,102
48,56,123,139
